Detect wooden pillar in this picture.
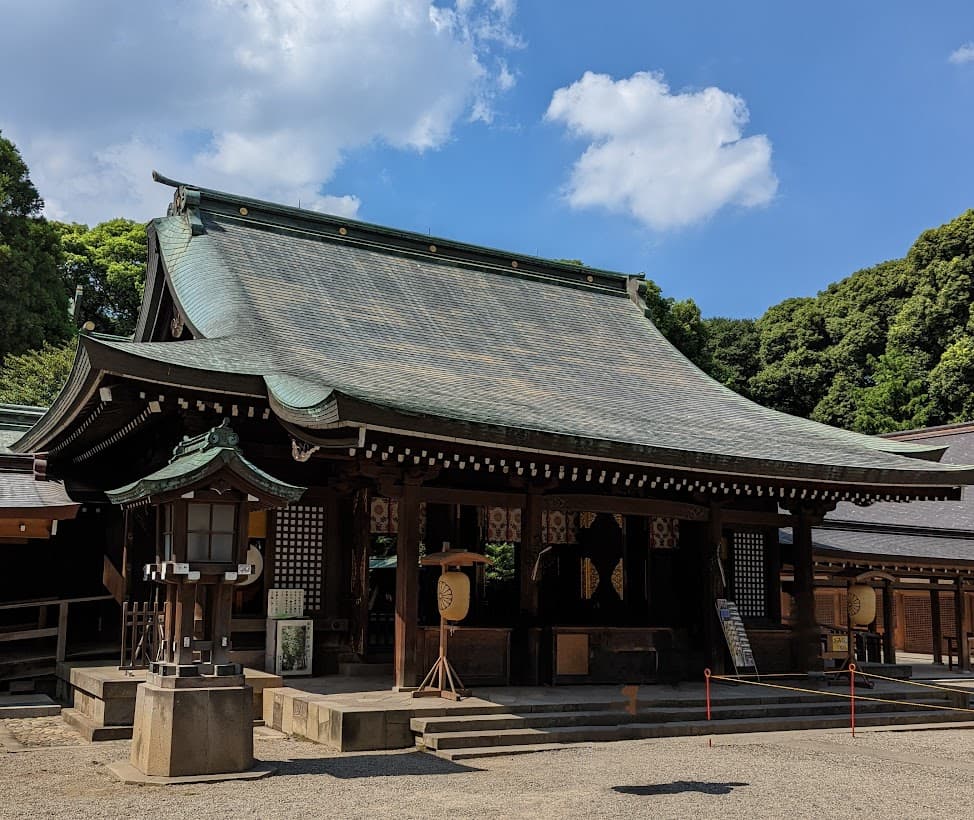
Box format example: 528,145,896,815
792,510,819,672
519,490,543,620
930,582,943,664
347,489,371,658
394,479,422,689
882,579,896,664
704,505,724,673
955,578,970,672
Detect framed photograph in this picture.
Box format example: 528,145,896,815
274,618,313,676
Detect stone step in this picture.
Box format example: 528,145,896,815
426,710,973,759
411,697,945,735
0,693,61,719
61,708,132,742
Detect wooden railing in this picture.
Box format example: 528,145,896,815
0,595,115,665
120,601,165,669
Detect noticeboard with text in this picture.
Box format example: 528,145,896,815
715,598,758,675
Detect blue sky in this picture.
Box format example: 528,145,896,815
2,1,973,317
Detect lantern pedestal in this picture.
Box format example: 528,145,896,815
128,673,255,779
413,619,470,701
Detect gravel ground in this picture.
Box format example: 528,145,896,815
2,719,974,819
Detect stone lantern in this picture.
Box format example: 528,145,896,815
106,421,305,781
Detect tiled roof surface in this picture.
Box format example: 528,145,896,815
827,429,974,531
68,183,974,486
780,527,974,564
0,455,76,513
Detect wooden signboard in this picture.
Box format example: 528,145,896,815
715,598,758,675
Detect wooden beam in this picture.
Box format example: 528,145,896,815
723,509,799,528
394,480,422,688
416,486,525,508
543,494,707,520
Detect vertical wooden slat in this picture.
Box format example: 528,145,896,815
930,585,943,663
55,602,69,663
958,579,971,671
519,490,542,619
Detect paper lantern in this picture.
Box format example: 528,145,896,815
236,544,264,588
437,571,470,621
848,584,876,626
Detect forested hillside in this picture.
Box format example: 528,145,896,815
702,210,974,433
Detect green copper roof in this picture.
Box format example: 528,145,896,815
25,178,974,491
106,422,305,506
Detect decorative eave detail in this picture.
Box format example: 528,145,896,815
106,421,305,509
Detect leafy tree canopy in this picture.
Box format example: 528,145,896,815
0,132,71,362
694,209,974,433
55,218,147,336
0,339,75,406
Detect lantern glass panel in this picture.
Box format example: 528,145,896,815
187,532,209,561
212,504,235,532
188,503,210,532
211,533,234,562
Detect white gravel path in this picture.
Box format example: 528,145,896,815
2,720,974,819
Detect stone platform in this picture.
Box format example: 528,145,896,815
57,662,282,741
263,675,973,757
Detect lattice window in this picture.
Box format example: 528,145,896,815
272,505,325,613
732,531,766,617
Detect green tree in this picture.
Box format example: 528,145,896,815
0,339,75,406
702,316,760,396
928,336,974,423
0,132,71,361
55,218,147,336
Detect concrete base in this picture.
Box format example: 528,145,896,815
57,663,281,741
130,679,254,778
108,760,275,785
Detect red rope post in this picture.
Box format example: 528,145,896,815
849,662,856,738
704,668,712,721
704,668,712,748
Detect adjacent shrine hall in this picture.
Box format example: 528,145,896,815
8,174,974,690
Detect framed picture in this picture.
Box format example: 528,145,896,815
274,618,313,676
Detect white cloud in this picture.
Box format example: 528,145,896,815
0,0,518,224
545,71,778,231
949,42,974,64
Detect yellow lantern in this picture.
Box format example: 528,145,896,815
848,584,877,626
437,571,470,621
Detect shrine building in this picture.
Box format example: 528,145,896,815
6,173,974,689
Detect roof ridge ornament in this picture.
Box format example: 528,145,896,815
171,419,239,461
166,184,205,236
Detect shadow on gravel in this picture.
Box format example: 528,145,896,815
613,781,749,796
266,751,483,779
